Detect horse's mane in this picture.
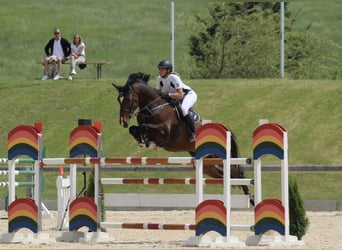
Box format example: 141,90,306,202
126,72,150,86
124,72,160,98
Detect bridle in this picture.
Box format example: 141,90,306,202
118,86,169,120
117,86,138,119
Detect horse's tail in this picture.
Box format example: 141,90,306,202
230,131,245,179
231,132,254,206
230,131,239,159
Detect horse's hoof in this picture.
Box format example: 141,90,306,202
138,143,146,148
147,142,157,149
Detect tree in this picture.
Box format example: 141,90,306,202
188,2,341,79
289,177,309,240
188,2,286,78
285,32,342,79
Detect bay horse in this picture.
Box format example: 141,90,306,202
112,72,253,204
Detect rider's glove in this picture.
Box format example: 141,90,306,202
159,92,171,101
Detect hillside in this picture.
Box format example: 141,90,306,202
0,1,340,166
0,0,209,79
0,0,340,79
0,79,340,166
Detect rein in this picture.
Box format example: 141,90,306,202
121,93,169,120
138,97,169,118
134,94,183,147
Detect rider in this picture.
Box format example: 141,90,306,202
155,60,198,141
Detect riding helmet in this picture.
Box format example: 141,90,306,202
158,60,173,71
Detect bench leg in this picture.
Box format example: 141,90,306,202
96,64,102,79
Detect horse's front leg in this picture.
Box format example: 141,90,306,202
129,125,145,147
139,123,167,148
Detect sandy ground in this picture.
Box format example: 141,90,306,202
0,210,341,249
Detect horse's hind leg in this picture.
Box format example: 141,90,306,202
206,163,255,206
231,164,255,206
203,164,224,178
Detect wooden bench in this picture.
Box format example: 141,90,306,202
38,60,111,79
82,61,112,79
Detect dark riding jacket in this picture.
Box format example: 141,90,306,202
44,38,71,58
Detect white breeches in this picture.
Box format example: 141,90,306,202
70,55,85,73
181,90,197,116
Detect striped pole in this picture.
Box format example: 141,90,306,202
0,158,34,164
38,157,251,166
0,157,251,166
100,222,253,231
101,178,253,186
100,221,195,230
0,181,34,187
0,170,35,176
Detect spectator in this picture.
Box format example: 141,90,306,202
41,28,71,80
68,34,86,81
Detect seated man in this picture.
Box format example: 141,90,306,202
41,28,71,80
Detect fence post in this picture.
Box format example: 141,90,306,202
56,174,70,230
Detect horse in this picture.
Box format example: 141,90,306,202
112,72,253,205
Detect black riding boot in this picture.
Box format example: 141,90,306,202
183,114,196,142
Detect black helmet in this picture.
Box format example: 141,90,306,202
158,60,173,71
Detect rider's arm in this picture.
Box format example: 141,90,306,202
167,74,184,99
169,88,184,99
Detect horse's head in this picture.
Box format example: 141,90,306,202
112,72,151,128
112,83,138,128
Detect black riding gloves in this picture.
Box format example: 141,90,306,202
159,92,172,101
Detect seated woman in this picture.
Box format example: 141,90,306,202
68,34,86,81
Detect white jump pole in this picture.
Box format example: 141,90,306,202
170,1,175,70
282,130,289,238
224,131,231,240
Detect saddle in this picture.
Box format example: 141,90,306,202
167,99,200,123
159,100,199,145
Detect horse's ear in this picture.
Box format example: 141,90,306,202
112,83,120,91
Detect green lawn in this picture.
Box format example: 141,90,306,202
0,1,341,203
0,79,340,165
0,0,340,79
289,1,342,47
0,0,209,79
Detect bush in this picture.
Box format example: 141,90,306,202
188,2,342,79
289,177,309,240
188,3,281,79
285,32,342,79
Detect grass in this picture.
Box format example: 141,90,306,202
0,1,340,203
289,1,342,50
0,0,209,79
0,0,340,79
0,78,341,201
0,79,340,165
